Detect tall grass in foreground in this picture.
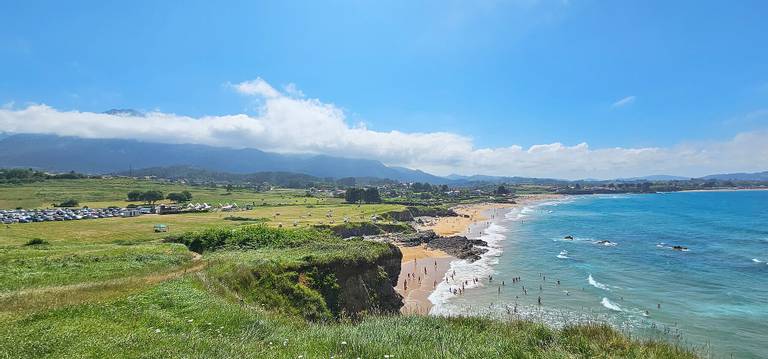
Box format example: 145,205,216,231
0,276,698,358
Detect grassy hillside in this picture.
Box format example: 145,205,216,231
0,276,696,358
0,179,698,358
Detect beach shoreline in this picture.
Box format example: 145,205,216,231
395,194,563,314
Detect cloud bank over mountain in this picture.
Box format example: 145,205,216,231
1,78,766,179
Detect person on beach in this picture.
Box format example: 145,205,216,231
537,296,542,305
502,280,505,286
404,279,408,291
557,280,560,286
498,286,501,294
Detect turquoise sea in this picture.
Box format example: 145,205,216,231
429,191,768,358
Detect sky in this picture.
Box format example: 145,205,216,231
1,0,767,179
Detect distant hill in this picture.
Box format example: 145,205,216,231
700,171,768,181
117,166,322,187
617,175,691,181
0,134,443,183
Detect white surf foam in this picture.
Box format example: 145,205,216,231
752,258,764,263
588,274,611,291
556,250,569,259
429,221,510,315
601,297,623,312
594,240,618,247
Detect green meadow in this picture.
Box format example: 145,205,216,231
0,178,697,358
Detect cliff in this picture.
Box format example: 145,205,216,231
169,225,404,320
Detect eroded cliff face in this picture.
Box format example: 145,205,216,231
319,243,403,317
209,242,404,321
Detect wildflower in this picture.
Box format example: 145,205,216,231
187,319,194,323
154,329,161,333
341,341,347,345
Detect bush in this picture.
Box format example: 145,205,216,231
24,238,49,246
167,224,330,253
223,216,269,222
57,198,79,207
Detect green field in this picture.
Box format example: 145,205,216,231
0,178,344,208
0,179,697,358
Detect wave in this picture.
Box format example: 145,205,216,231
594,240,618,247
753,258,764,264
556,250,569,259
430,221,510,315
588,274,611,291
601,297,622,312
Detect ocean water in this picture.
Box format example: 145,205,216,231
429,191,768,358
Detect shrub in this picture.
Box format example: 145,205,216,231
24,238,49,246
57,198,79,207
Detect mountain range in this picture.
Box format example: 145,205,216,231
0,134,447,183
0,133,766,184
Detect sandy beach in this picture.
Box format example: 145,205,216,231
395,194,562,314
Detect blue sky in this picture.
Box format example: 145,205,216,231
1,1,767,178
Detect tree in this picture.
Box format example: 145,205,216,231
181,190,192,201
225,184,234,192
345,188,364,203
127,190,143,201
495,185,509,195
363,188,382,203
141,190,164,204
167,192,190,203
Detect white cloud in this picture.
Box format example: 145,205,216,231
229,78,281,98
611,95,636,108
0,79,766,179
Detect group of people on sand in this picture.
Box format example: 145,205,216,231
402,258,440,292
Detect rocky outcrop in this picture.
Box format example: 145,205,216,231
378,230,488,262
382,206,459,222
314,222,414,239
426,236,488,262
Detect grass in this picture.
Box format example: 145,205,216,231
0,242,192,292
0,179,698,358
0,277,696,358
0,178,339,209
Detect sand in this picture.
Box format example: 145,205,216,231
396,254,454,315
395,194,563,315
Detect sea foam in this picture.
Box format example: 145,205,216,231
601,297,623,311
430,220,510,315
588,274,610,291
